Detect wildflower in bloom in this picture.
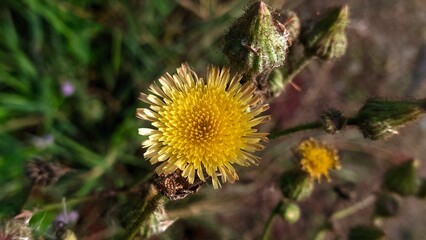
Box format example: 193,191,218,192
294,138,340,181
137,63,270,188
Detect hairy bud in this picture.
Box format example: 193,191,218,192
384,159,420,196
222,1,289,80
301,5,349,60
353,98,426,140
280,169,314,201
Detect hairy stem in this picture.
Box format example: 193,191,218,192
260,201,283,240
282,55,314,83
124,186,164,240
331,195,376,221
270,121,322,139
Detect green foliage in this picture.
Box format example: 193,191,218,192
0,0,249,220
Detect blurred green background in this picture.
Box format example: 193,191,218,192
1,0,426,239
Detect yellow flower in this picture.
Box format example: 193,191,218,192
295,138,340,181
137,63,270,189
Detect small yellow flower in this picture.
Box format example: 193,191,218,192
294,138,340,181
137,63,270,189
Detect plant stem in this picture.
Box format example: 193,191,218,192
0,116,44,132
260,201,283,240
36,196,92,212
35,188,129,212
124,187,164,240
282,55,314,83
330,195,376,221
270,121,322,139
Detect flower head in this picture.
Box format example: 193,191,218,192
60,81,75,97
137,63,270,189
294,138,340,181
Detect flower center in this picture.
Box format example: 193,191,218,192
190,108,217,143
302,148,331,172
297,138,340,181
158,85,248,165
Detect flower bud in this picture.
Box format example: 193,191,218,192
300,5,349,60
320,108,347,134
314,223,333,240
222,1,289,80
278,202,301,224
384,159,420,196
374,193,400,218
353,98,426,140
348,225,385,240
280,169,314,201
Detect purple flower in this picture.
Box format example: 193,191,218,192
54,210,79,226
61,81,75,97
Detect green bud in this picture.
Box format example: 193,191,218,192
353,98,426,140
320,108,347,134
313,223,333,240
222,1,289,80
300,5,349,60
278,202,301,224
374,193,400,218
280,169,314,201
348,225,385,240
416,178,426,199
384,159,420,196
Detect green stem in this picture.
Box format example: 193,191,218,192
270,114,362,139
0,116,44,133
270,121,322,139
35,188,129,212
260,201,283,240
311,195,375,240
282,55,314,83
38,196,93,212
331,195,376,221
124,189,164,240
